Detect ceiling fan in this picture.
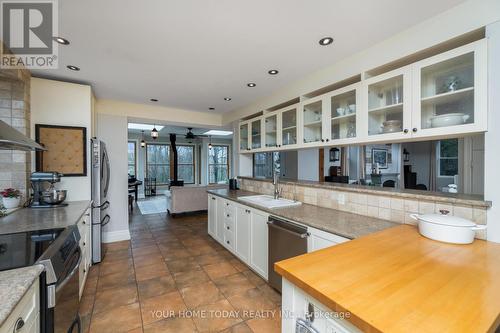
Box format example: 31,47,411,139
183,127,208,141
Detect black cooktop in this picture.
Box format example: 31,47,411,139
0,228,64,271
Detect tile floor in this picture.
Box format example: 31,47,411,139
79,204,282,333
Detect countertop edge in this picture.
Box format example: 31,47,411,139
238,176,491,208
0,264,44,327
207,189,397,239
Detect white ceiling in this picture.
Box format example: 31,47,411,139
32,0,465,114
128,124,233,139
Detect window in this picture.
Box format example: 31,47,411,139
253,152,279,178
127,141,136,177
177,145,195,184
146,144,170,184
209,145,229,184
438,139,459,176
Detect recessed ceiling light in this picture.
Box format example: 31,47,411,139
150,98,158,102
209,107,215,110
203,130,233,136
247,83,256,87
268,70,279,75
66,65,80,71
53,37,70,45
224,97,232,101
319,37,334,46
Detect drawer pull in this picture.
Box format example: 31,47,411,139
226,240,230,245
226,226,230,230
14,318,24,332
211,197,216,200
245,209,251,214
83,242,86,246
226,214,230,218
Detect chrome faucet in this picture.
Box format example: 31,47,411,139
273,170,280,199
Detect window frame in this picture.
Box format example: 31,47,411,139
437,139,459,178
176,144,196,184
208,144,230,184
145,142,171,185
127,140,137,177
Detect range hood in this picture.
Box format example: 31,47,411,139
0,120,45,151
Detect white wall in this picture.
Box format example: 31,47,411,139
30,78,92,201
297,148,319,181
97,113,130,242
485,21,500,243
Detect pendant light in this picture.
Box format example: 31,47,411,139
151,124,159,140
140,130,146,148
208,135,213,150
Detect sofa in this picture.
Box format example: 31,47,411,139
164,184,227,215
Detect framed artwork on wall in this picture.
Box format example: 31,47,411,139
372,148,388,169
35,124,87,176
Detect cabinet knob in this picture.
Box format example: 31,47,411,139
326,139,329,142
212,197,216,200
412,128,418,133
83,221,86,224
14,318,25,332
403,129,409,134
245,209,251,213
226,240,230,244
84,269,86,273
226,226,230,230
83,242,86,246
226,214,230,218
321,139,325,142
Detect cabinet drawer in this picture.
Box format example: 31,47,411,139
223,201,235,217
224,217,235,232
224,229,235,250
3,279,39,333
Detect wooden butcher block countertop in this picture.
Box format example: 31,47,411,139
275,225,500,333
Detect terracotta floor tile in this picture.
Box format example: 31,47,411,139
186,245,218,256
179,280,224,309
140,290,187,325
93,284,138,314
78,295,95,317
133,253,167,268
137,275,177,300
214,273,255,297
131,239,157,249
135,262,170,282
166,257,201,274
97,270,135,291
99,258,134,276
241,270,266,287
229,259,248,272
83,276,98,296
132,245,161,257
245,312,281,333
202,261,238,280
126,328,143,333
102,248,133,262
191,299,242,332
162,248,192,261
227,288,277,319
173,268,210,289
194,253,227,266
219,322,253,333
257,284,281,306
143,317,197,333
89,303,142,333
104,240,130,252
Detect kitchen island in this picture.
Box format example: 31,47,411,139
275,225,500,333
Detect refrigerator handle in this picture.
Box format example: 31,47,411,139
92,200,109,209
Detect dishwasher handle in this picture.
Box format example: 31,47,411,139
267,220,310,239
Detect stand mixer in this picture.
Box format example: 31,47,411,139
29,172,68,208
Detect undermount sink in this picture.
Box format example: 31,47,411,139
238,195,302,209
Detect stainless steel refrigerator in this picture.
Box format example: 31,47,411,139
91,138,110,263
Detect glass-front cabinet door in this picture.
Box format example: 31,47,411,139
264,113,278,148
250,118,262,150
281,106,298,147
412,40,486,137
364,66,411,140
329,84,359,142
239,122,249,152
302,98,324,145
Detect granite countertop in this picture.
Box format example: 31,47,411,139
0,265,44,326
0,200,92,235
208,189,397,239
239,176,491,208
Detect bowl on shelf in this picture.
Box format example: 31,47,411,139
381,120,402,133
429,113,469,128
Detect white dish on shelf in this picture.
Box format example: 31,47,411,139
429,113,469,128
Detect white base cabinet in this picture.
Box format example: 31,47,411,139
1,278,40,333
282,278,361,333
208,195,269,280
308,227,350,252
77,206,92,299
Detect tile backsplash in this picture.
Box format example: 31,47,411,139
239,178,488,239
0,60,31,203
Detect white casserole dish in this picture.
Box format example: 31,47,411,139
429,113,470,128
410,210,486,244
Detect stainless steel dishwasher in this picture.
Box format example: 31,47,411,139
268,216,309,292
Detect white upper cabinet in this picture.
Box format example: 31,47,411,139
239,40,488,152
411,40,487,138
281,105,299,148
327,83,361,145
264,112,279,149
362,66,412,141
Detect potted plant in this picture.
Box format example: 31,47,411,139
1,188,21,209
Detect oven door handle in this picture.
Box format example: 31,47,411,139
92,200,109,210
101,214,111,227
55,247,82,293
